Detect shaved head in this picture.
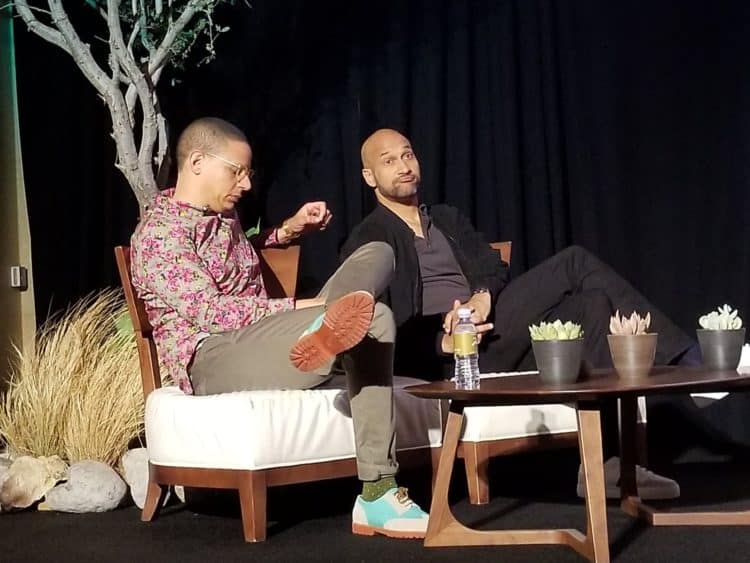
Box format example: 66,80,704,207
176,117,247,169
360,128,421,205
172,117,253,214
360,128,412,169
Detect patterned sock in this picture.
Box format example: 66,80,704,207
361,476,398,501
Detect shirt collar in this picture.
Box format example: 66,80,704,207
150,188,229,220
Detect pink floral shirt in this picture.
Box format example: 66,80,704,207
130,190,295,394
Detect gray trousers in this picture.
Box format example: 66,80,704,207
189,242,398,481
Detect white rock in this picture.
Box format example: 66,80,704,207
0,457,12,494
40,460,126,513
174,485,185,502
121,448,170,509
0,455,68,512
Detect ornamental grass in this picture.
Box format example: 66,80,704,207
0,290,146,467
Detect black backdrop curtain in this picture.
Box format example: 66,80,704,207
14,0,750,334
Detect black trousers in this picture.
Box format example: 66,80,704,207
479,245,694,373
395,245,694,379
397,245,696,459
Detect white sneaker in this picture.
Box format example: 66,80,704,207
576,456,680,500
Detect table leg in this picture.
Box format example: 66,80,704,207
619,396,639,501
424,400,610,562
577,403,611,563
619,397,750,526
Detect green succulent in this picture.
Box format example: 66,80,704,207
699,304,743,330
529,320,583,341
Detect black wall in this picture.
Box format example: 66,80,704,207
14,0,750,333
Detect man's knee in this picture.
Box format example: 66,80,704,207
351,241,395,272
370,302,396,343
559,244,591,261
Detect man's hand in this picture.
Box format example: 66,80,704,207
442,292,492,334
281,202,333,242
441,299,494,354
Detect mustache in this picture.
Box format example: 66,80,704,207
397,174,418,182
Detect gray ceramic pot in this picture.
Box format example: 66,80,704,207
697,328,746,370
607,333,658,379
532,338,584,385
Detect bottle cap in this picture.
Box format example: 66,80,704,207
457,307,472,319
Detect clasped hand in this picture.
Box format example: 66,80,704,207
440,296,494,354
284,201,333,237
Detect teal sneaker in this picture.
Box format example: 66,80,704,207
351,487,429,539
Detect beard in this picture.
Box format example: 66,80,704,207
387,176,419,199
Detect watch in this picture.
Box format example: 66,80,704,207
280,221,301,240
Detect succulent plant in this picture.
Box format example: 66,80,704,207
609,310,651,335
699,304,743,330
529,320,583,341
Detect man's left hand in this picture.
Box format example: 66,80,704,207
284,201,333,239
442,292,492,334
440,299,494,354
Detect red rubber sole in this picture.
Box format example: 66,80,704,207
290,291,375,372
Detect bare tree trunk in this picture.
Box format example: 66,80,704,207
13,0,209,216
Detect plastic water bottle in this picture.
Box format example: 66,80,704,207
453,307,480,390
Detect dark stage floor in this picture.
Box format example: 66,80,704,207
3,443,750,563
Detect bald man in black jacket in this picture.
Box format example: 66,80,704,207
341,128,703,501
342,129,695,381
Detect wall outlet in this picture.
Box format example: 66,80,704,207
10,266,28,291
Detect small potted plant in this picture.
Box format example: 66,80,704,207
697,305,745,370
608,310,657,379
529,320,584,385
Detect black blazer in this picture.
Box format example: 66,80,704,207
341,203,509,377
341,202,509,327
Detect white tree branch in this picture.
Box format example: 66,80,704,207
148,0,203,75
47,0,112,97
14,0,71,55
127,20,140,56
125,84,137,125
13,0,237,212
106,0,158,204
152,65,164,87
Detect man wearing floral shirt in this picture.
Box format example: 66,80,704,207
130,117,429,539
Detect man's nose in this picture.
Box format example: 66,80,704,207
396,158,412,173
238,175,252,191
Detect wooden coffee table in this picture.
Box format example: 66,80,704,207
407,367,750,562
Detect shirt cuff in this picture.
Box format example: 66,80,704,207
268,297,295,313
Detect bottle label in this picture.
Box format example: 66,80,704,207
453,332,477,356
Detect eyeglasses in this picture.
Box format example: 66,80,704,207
205,152,255,182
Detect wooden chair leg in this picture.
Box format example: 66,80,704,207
239,470,268,542
463,441,490,505
635,422,648,466
141,480,168,522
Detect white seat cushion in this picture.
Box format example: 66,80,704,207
146,370,648,471
460,371,647,443
146,376,443,471
462,370,576,443
462,403,579,442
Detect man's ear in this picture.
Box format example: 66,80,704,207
361,168,377,188
189,150,204,175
